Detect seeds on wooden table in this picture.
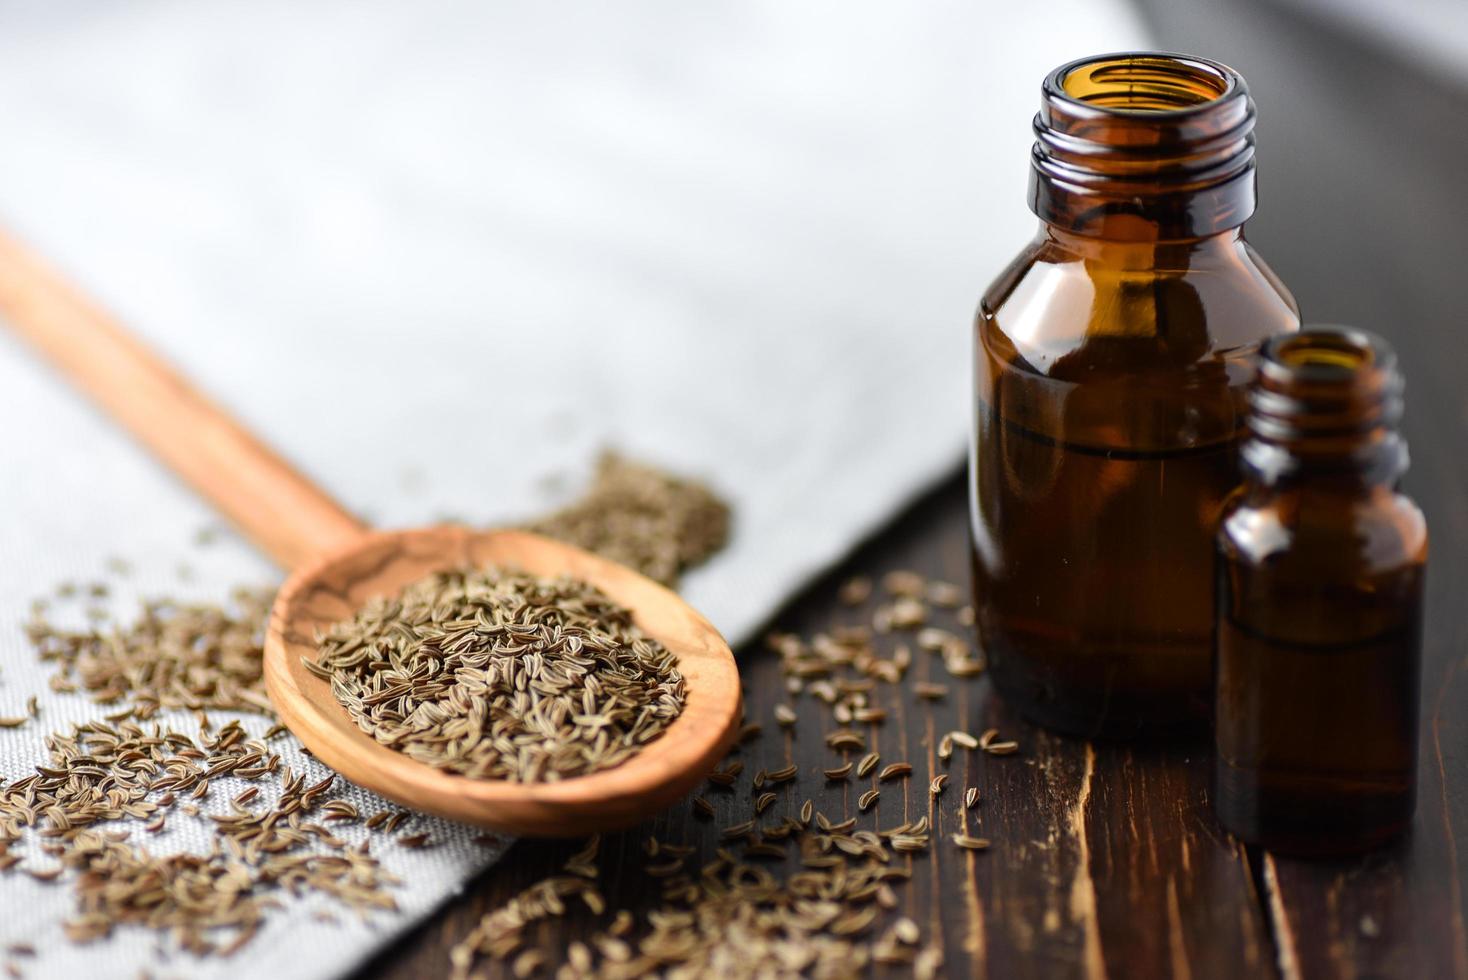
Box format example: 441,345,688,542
924,580,963,607
824,763,853,780
448,837,603,978
945,657,985,678
881,570,926,598
645,857,686,877
512,949,546,978
953,834,992,851
886,597,928,629
721,820,756,841
916,946,945,979
947,730,980,750
965,787,980,809
766,763,798,784
692,796,716,818
773,703,797,727
856,752,880,779
938,734,954,761
916,627,957,652
894,916,922,944
313,566,686,782
755,792,778,815
838,576,873,605
858,789,880,812
930,774,949,795
878,762,912,782
826,730,866,751
912,682,948,700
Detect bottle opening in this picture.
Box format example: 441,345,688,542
1245,326,1405,482
1059,55,1233,114
1031,52,1257,239
1264,329,1387,383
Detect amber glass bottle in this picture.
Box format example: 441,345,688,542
970,53,1300,738
1215,328,1426,855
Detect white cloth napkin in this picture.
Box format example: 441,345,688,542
0,2,1147,977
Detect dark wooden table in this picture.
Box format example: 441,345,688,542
359,6,1468,975
358,456,1466,979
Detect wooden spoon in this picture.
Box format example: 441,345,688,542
0,229,743,837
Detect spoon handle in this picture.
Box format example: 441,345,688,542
0,228,368,569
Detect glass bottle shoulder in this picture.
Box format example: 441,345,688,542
977,227,1300,380
1218,485,1428,578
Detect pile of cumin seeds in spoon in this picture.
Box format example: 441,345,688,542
308,567,687,782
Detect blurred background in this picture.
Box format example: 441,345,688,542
0,1,1462,642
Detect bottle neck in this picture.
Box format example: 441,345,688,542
1043,225,1244,265
1241,328,1409,491
1029,53,1257,242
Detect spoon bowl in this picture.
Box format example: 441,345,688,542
266,525,742,836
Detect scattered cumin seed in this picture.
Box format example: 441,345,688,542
838,577,873,605
720,820,755,841
881,571,926,598
825,731,865,751
878,763,912,782
766,764,798,784
948,730,979,750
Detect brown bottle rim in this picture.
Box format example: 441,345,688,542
1044,51,1243,121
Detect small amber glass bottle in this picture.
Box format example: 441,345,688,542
1214,327,1426,855
971,53,1300,737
